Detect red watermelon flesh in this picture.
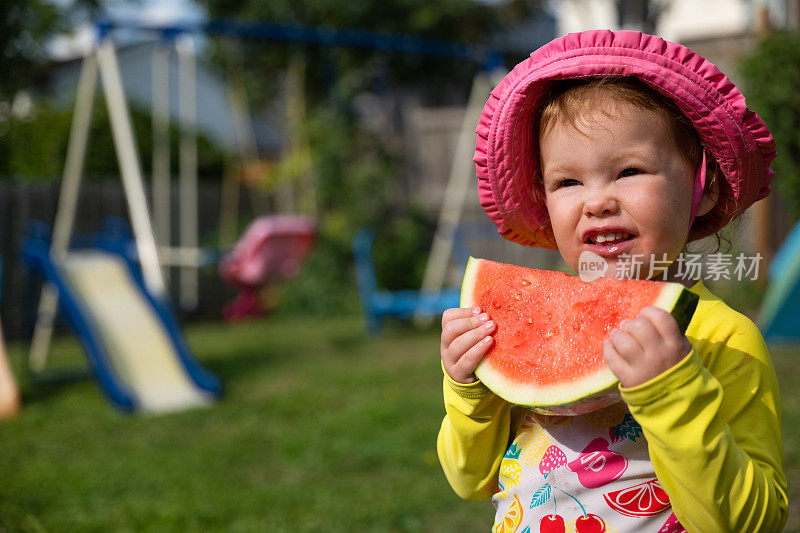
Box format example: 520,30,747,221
460,258,699,415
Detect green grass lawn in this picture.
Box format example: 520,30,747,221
772,345,800,532
1,316,798,532
0,316,490,532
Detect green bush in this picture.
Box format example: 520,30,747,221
0,98,224,180
277,82,436,316
370,212,436,292
0,100,73,179
740,31,800,220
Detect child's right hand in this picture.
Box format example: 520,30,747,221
440,307,496,384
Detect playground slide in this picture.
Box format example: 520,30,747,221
24,240,222,413
760,220,800,341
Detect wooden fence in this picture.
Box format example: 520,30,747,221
0,180,240,341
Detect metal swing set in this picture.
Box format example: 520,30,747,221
22,19,321,410
23,23,225,412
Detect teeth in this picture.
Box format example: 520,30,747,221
593,232,629,244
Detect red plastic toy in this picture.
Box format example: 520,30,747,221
219,215,317,321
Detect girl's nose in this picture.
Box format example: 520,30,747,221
582,187,620,218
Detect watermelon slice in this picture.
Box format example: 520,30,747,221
460,257,699,415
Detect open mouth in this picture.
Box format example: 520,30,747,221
584,230,634,246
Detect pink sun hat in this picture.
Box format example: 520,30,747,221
474,29,776,249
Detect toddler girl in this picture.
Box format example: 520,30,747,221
438,30,787,532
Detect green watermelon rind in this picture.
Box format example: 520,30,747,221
461,257,699,415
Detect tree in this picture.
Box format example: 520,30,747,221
199,0,546,105
0,0,102,102
194,0,549,315
740,31,800,221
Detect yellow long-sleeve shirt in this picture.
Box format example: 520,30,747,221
437,281,788,532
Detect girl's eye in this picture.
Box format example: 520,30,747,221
619,168,642,178
558,178,581,188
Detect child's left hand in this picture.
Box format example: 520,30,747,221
603,306,693,388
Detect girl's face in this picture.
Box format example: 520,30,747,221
540,100,702,281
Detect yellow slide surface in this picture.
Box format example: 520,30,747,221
62,252,213,413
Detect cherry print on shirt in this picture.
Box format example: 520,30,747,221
575,513,607,533
531,485,608,533
531,445,609,532
539,512,565,533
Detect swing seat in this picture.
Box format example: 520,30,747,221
352,228,462,334
219,215,317,320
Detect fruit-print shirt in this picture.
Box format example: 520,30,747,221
437,281,788,532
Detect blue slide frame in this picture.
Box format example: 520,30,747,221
21,221,222,412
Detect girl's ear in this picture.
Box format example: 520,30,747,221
696,186,718,217
695,155,720,218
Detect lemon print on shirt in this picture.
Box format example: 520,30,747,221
493,493,524,533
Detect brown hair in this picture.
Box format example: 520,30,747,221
536,77,735,245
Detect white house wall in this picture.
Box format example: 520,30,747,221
49,41,283,156
554,0,782,40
